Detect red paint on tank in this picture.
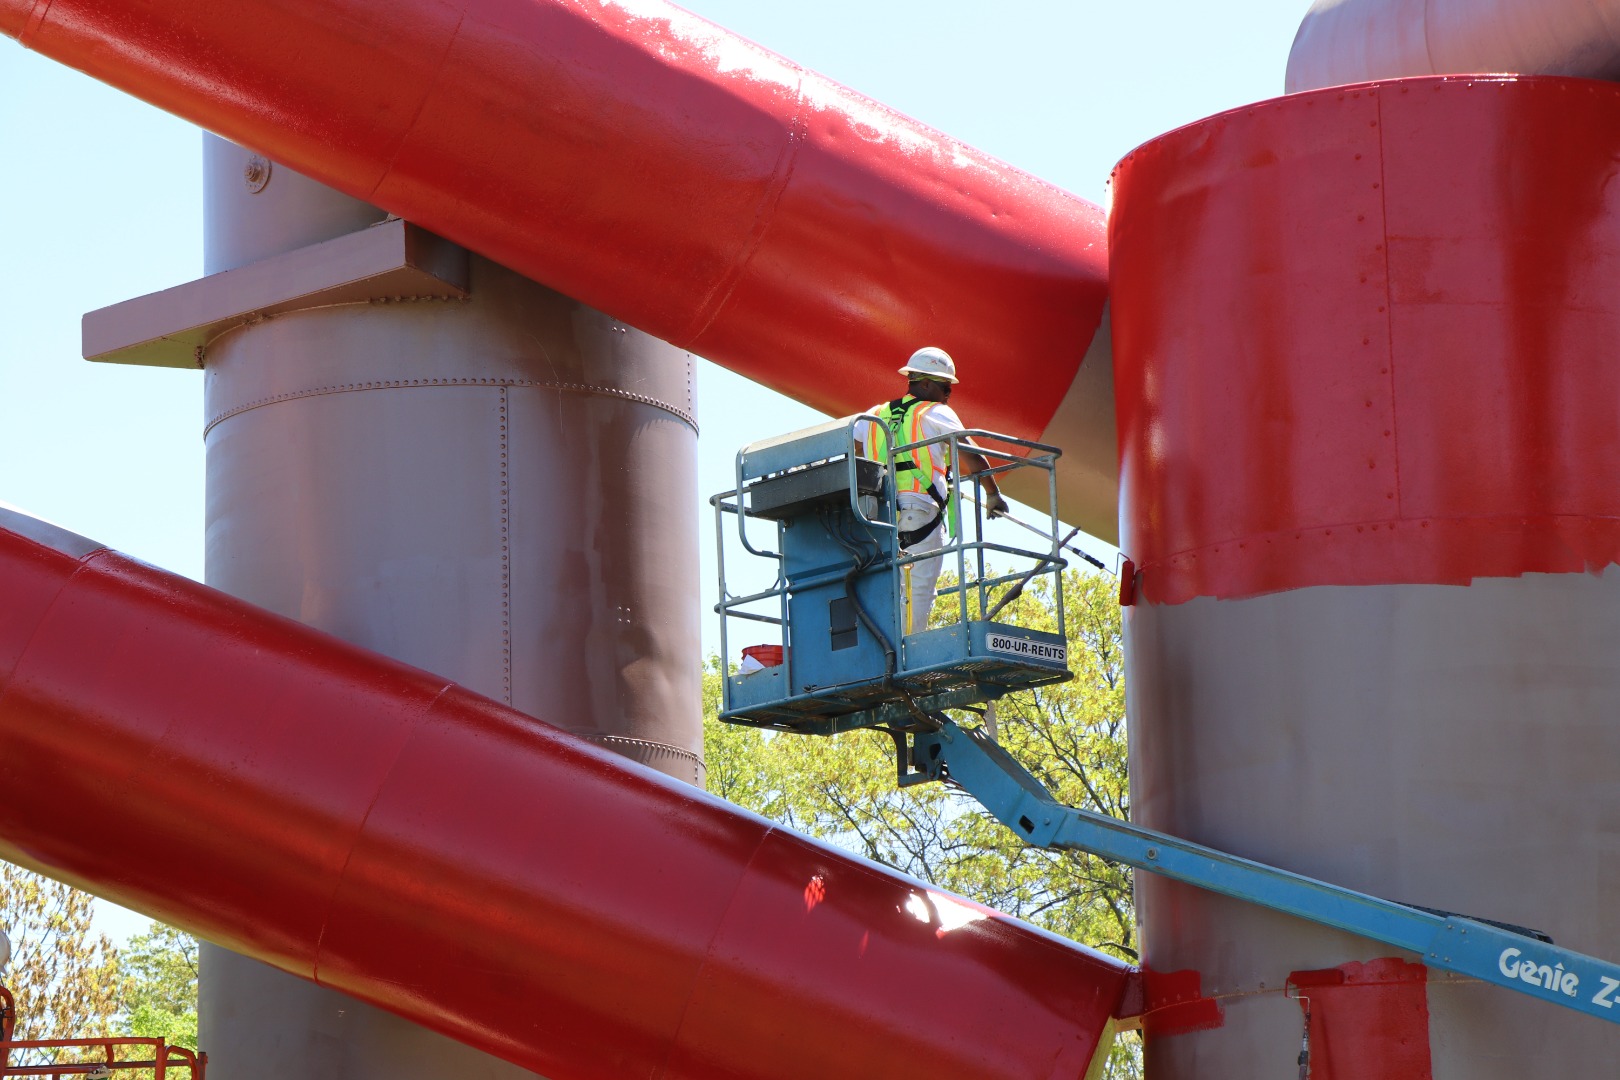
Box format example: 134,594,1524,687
0,0,1106,443
1111,77,1620,604
1287,959,1434,1079
0,520,1129,1079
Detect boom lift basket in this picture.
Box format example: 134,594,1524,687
711,415,1073,736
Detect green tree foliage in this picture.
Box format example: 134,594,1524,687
1,864,200,1075
0,862,121,1065
704,568,1141,1077
118,923,198,1052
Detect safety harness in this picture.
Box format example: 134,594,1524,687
865,397,957,546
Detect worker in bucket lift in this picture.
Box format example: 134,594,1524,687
855,347,1009,634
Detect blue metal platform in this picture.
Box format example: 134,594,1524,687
711,416,1073,736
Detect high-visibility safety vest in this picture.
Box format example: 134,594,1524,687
862,396,959,536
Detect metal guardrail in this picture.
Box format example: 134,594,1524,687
711,415,1069,691
1,986,206,1080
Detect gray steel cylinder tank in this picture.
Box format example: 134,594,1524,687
1127,579,1620,1077
197,135,702,1079
1287,0,1620,94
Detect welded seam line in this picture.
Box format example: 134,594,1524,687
1135,512,1620,583
572,732,706,784
652,827,777,1077
499,388,511,706
674,70,808,347
17,0,53,46
0,551,105,749
1375,89,1403,520
366,7,467,201
311,681,457,987
203,377,697,436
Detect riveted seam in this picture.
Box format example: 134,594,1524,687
203,376,698,437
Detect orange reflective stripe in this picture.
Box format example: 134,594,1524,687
905,403,938,494
861,407,886,463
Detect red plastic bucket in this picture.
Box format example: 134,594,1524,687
742,645,784,668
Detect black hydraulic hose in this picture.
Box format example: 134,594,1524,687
816,511,946,731
821,507,897,676
819,508,942,733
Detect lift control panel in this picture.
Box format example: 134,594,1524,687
711,416,1073,736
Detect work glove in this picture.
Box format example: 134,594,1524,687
984,491,1010,519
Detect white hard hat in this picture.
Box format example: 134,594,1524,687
898,346,958,384
0,926,9,972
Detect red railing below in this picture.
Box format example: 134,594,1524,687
0,987,205,1080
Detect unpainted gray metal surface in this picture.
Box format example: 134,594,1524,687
1011,303,1116,545
202,256,701,774
203,134,388,275
1288,0,1620,93
1128,573,1620,1078
194,142,700,1080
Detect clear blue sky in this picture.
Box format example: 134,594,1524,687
0,0,1309,938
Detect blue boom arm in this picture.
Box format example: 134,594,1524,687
911,720,1620,1027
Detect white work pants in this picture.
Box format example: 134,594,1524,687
898,506,945,635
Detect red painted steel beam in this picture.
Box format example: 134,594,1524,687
1111,76,1620,605
0,0,1107,486
0,511,1129,1079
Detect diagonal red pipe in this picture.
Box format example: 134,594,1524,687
0,0,1107,466
0,509,1129,1079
